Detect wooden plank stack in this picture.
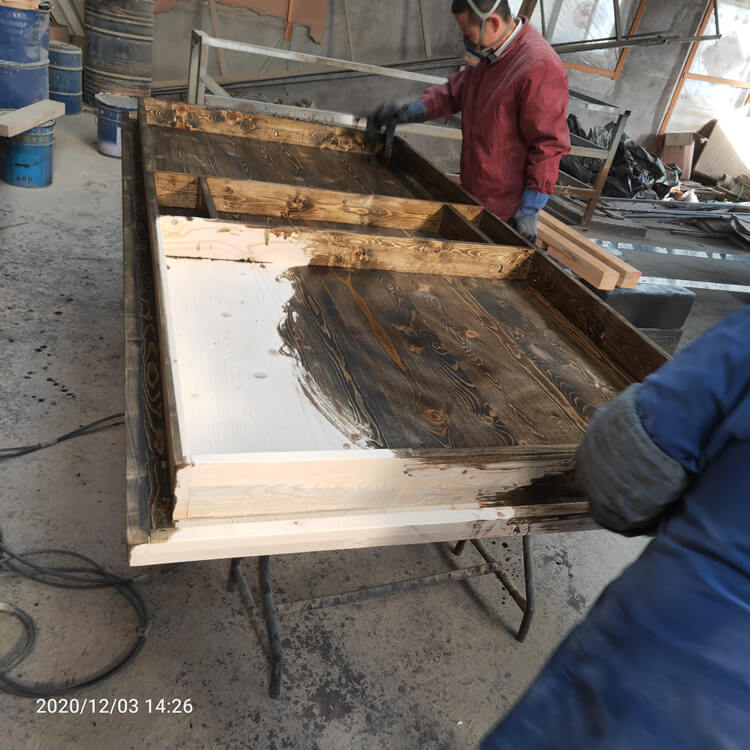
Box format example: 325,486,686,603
123,99,667,565
537,212,641,291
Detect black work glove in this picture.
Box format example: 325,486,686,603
366,99,427,138
509,210,539,244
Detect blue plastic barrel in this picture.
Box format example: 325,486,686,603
49,41,82,114
1,122,54,188
96,93,138,158
0,5,50,109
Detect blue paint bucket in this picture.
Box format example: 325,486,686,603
0,5,50,64
1,121,54,188
95,93,137,158
49,41,82,115
0,5,50,109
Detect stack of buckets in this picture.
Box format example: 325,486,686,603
0,2,54,187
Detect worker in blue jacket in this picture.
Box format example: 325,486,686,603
482,305,750,749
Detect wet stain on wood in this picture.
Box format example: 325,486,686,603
277,266,626,452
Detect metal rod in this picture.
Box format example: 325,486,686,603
230,559,272,663
518,536,536,643
470,539,526,612
452,540,468,556
193,29,448,85
274,561,510,616
258,556,282,699
554,32,721,55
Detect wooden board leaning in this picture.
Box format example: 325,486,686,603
124,99,668,566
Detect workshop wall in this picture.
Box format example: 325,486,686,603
152,0,712,155
151,0,461,84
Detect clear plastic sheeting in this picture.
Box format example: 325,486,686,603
669,0,750,133
510,0,639,70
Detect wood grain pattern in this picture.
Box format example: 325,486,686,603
392,138,478,204
527,252,668,381
159,217,532,279
144,98,377,155
155,172,485,233
439,204,493,242
176,447,581,520
122,120,173,539
138,102,188,474
130,502,594,566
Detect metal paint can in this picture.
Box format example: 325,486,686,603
1,121,55,188
95,93,138,158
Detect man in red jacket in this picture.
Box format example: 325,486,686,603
368,0,570,243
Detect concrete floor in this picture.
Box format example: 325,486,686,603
1,113,748,750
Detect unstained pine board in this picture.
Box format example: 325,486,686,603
163,256,629,459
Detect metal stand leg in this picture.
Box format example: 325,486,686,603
451,535,537,642
229,537,537,697
258,556,283,699
518,535,535,643
452,540,467,556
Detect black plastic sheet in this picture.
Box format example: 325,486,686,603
561,115,682,199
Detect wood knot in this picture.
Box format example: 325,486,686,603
465,329,479,338
425,410,444,425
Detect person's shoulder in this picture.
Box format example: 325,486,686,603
518,25,567,78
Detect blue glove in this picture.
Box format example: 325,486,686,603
509,188,551,243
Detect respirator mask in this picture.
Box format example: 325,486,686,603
461,0,506,66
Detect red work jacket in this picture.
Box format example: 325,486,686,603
421,19,570,220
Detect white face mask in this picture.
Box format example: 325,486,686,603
460,0,505,66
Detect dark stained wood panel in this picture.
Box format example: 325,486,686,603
277,267,628,451
149,125,451,200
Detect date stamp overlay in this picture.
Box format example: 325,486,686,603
35,698,194,715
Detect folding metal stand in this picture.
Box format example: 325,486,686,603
227,536,535,699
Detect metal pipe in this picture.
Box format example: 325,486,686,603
193,29,448,85
554,32,721,55
613,0,623,40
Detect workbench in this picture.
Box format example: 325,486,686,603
123,101,667,696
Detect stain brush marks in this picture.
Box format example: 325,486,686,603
278,269,390,448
